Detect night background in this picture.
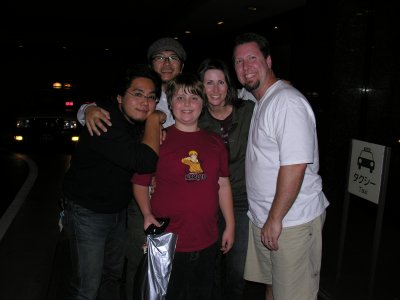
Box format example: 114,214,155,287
1,0,399,299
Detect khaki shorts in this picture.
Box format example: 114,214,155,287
244,212,326,300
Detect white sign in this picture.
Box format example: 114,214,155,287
348,139,385,204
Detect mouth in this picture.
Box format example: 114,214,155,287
245,73,256,80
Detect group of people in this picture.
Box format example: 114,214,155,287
62,33,329,300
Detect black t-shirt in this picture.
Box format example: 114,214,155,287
63,103,158,213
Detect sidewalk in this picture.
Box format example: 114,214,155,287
0,149,398,300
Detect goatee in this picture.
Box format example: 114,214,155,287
244,81,260,92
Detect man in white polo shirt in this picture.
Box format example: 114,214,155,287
232,32,329,300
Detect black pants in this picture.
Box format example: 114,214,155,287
166,242,218,300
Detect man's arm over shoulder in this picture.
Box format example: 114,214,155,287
87,110,165,174
77,103,112,136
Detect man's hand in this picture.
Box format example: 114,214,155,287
261,216,282,251
85,106,112,136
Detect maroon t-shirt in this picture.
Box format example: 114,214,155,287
133,126,229,252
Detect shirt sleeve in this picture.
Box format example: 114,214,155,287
77,102,97,126
132,172,153,186
275,103,315,166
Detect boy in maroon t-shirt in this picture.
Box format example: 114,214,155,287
133,73,235,300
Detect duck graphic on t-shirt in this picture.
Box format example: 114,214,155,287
181,150,207,181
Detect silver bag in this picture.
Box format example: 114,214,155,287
147,232,178,299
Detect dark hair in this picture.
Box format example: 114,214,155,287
233,32,271,60
197,58,239,107
165,73,206,108
115,64,162,99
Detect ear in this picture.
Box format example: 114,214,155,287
117,95,123,104
266,56,272,69
180,63,185,73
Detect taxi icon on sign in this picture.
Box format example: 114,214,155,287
357,147,375,173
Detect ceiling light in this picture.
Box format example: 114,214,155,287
217,21,224,25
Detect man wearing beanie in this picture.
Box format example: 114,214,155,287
146,37,186,128
77,37,186,133
76,37,186,300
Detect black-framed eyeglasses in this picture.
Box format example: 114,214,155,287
152,55,180,63
126,90,158,102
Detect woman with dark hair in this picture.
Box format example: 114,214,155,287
197,58,255,300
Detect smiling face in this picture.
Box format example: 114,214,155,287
151,50,183,84
233,41,274,99
117,77,157,122
203,69,228,108
170,87,203,131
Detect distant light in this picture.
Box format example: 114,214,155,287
217,21,224,25
18,45,24,48
62,46,67,49
64,83,72,89
71,136,79,142
185,30,191,34
53,82,62,89
17,119,30,128
65,101,74,107
105,48,110,51
14,136,23,141
273,26,279,30
248,6,257,11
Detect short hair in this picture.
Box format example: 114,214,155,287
197,58,238,107
233,32,271,59
116,64,162,99
165,73,206,108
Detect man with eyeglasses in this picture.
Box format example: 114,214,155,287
75,37,186,300
62,65,165,300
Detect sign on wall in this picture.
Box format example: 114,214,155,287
348,139,386,204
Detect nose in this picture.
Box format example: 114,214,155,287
183,98,191,106
140,97,151,106
243,59,252,71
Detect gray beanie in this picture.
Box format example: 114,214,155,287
147,37,187,62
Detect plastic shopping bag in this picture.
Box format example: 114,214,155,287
134,219,177,300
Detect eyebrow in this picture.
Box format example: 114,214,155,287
130,88,156,94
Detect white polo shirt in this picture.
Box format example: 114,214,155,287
245,80,329,228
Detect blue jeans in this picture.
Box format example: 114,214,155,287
214,208,249,300
62,198,127,300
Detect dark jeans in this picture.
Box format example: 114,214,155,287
62,198,127,300
166,242,218,300
125,199,146,300
214,208,249,300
